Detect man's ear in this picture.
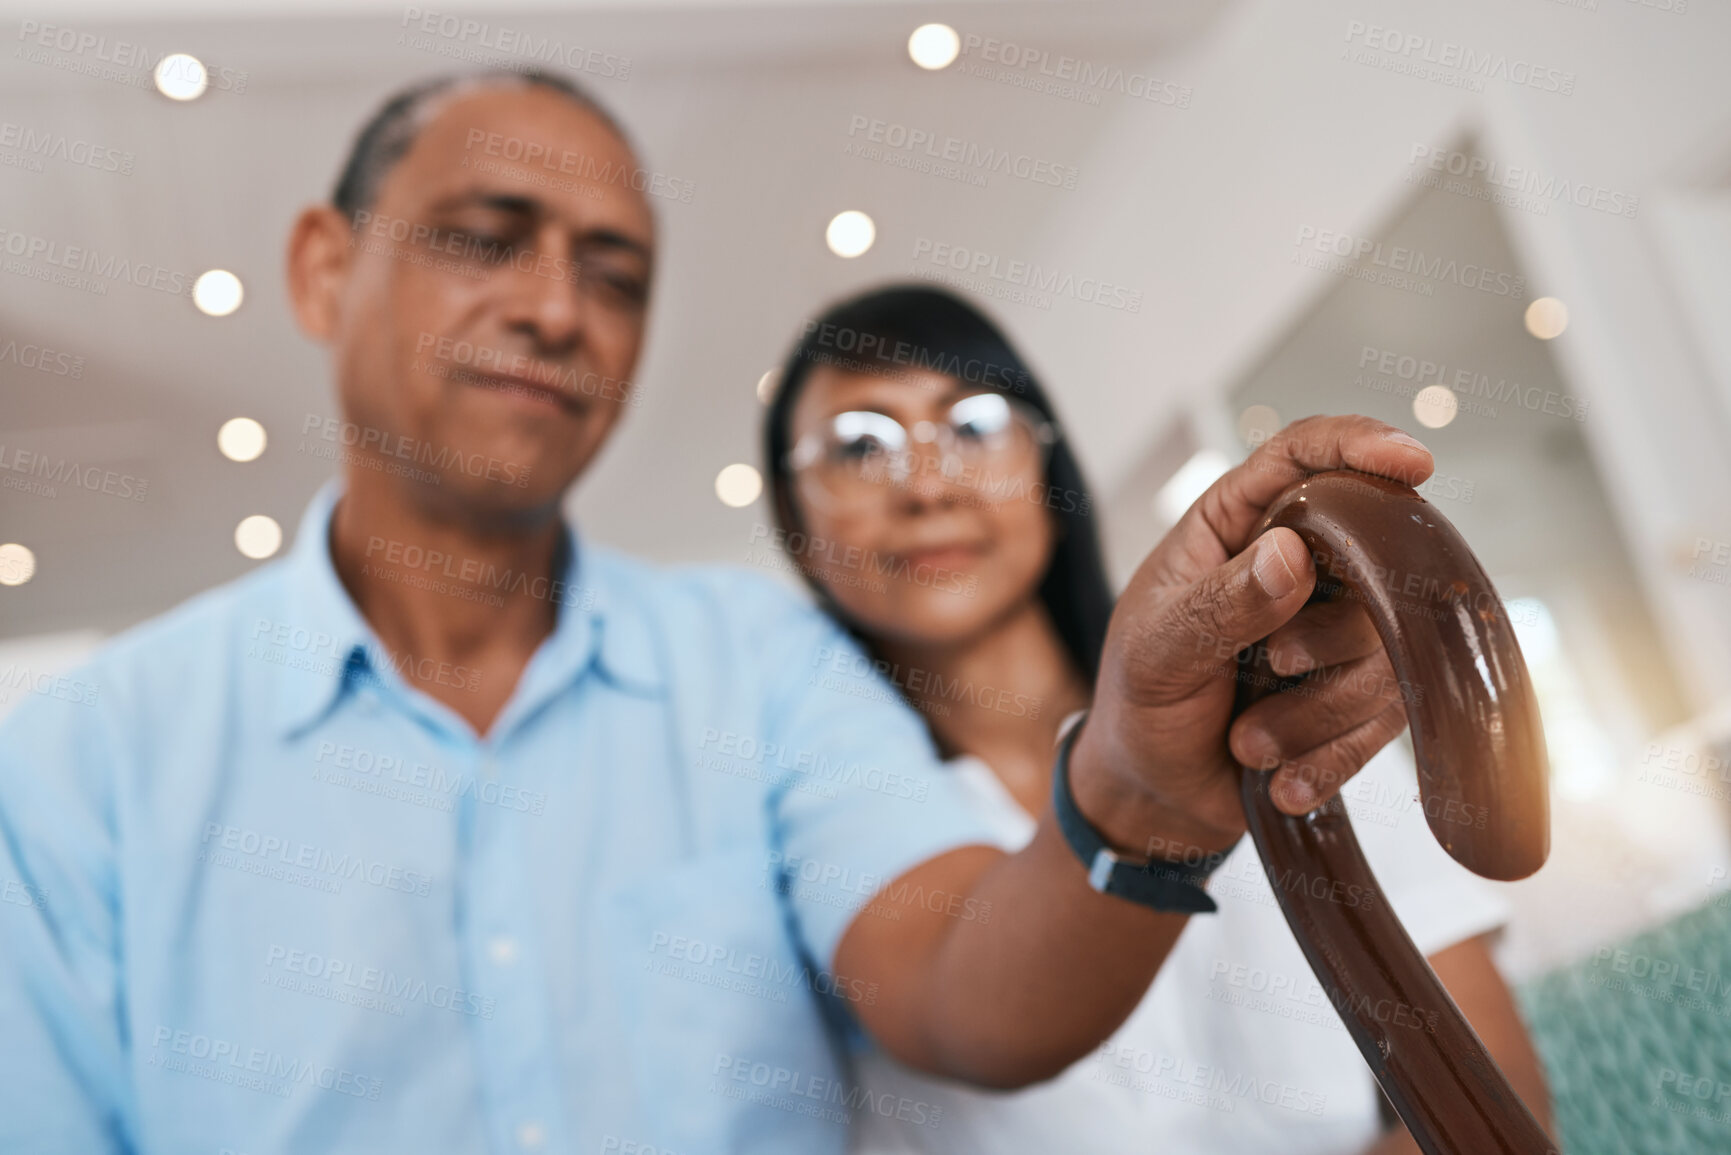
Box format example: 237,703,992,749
286,204,353,342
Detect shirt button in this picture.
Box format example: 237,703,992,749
514,1121,545,1149
488,936,519,966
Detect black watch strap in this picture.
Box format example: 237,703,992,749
1051,712,1231,914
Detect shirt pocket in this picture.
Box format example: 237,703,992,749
600,845,854,1155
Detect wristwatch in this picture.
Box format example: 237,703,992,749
1050,711,1232,914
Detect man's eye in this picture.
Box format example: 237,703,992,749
604,272,647,298
579,260,649,303
437,225,524,260
457,233,516,260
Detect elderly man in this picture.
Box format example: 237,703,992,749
0,71,1431,1153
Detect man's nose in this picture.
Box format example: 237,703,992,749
499,226,585,355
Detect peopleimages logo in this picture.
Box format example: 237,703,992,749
1408,144,1639,220
1,878,49,910
1341,21,1575,96
199,821,435,898
464,130,695,204
313,739,549,815
398,7,631,81
1293,226,1527,299
1356,345,1588,422
796,318,1031,394
647,930,879,1006
414,332,639,409
0,444,149,503
954,33,1192,109
0,336,83,377
811,644,1043,720
362,535,594,611
246,614,484,695
698,729,931,803
0,662,100,709
0,121,134,174
0,227,192,296
349,208,578,284
300,413,532,487
15,20,248,93
711,1053,945,1129
911,238,1142,314
845,114,1080,189
1092,1040,1331,1115
147,1025,381,1100
263,944,496,1019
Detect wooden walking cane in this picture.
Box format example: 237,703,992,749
1235,470,1556,1155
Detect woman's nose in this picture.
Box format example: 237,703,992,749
895,447,968,507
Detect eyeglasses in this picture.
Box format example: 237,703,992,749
787,392,1056,510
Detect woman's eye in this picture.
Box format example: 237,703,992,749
834,436,890,461
827,412,906,460
954,416,1011,445
953,421,990,442
948,395,1013,442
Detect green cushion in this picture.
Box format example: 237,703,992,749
1517,897,1731,1154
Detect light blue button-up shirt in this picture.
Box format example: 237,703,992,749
0,482,996,1154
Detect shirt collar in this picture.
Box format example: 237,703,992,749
268,480,662,742
267,480,375,739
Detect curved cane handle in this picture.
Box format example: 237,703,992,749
1236,470,1553,1155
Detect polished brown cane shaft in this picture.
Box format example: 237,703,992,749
1234,470,1554,1155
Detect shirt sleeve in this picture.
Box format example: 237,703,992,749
759,611,1003,972
0,673,134,1154
1343,739,1515,958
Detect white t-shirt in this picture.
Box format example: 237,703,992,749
849,740,1512,1155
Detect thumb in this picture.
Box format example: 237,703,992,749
1159,528,1315,689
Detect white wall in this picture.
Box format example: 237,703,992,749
1029,0,1731,708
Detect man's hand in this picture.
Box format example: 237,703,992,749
1070,415,1437,859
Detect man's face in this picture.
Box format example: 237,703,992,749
326,84,654,521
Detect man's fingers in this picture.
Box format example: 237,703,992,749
1262,599,1382,677
1266,700,1410,816
1131,528,1315,700
1192,416,1435,554
1227,650,1410,770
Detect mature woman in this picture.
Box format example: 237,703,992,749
760,285,1551,1155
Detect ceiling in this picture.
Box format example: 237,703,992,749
0,0,1227,637
7,0,1731,710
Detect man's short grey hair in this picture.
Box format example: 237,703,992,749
330,70,633,222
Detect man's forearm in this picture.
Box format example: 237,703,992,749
838,719,1247,1087
842,816,1202,1088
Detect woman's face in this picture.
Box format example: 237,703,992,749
783,365,1057,649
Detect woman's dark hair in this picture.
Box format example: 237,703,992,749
762,284,1114,684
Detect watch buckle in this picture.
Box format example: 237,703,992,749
1088,847,1122,892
